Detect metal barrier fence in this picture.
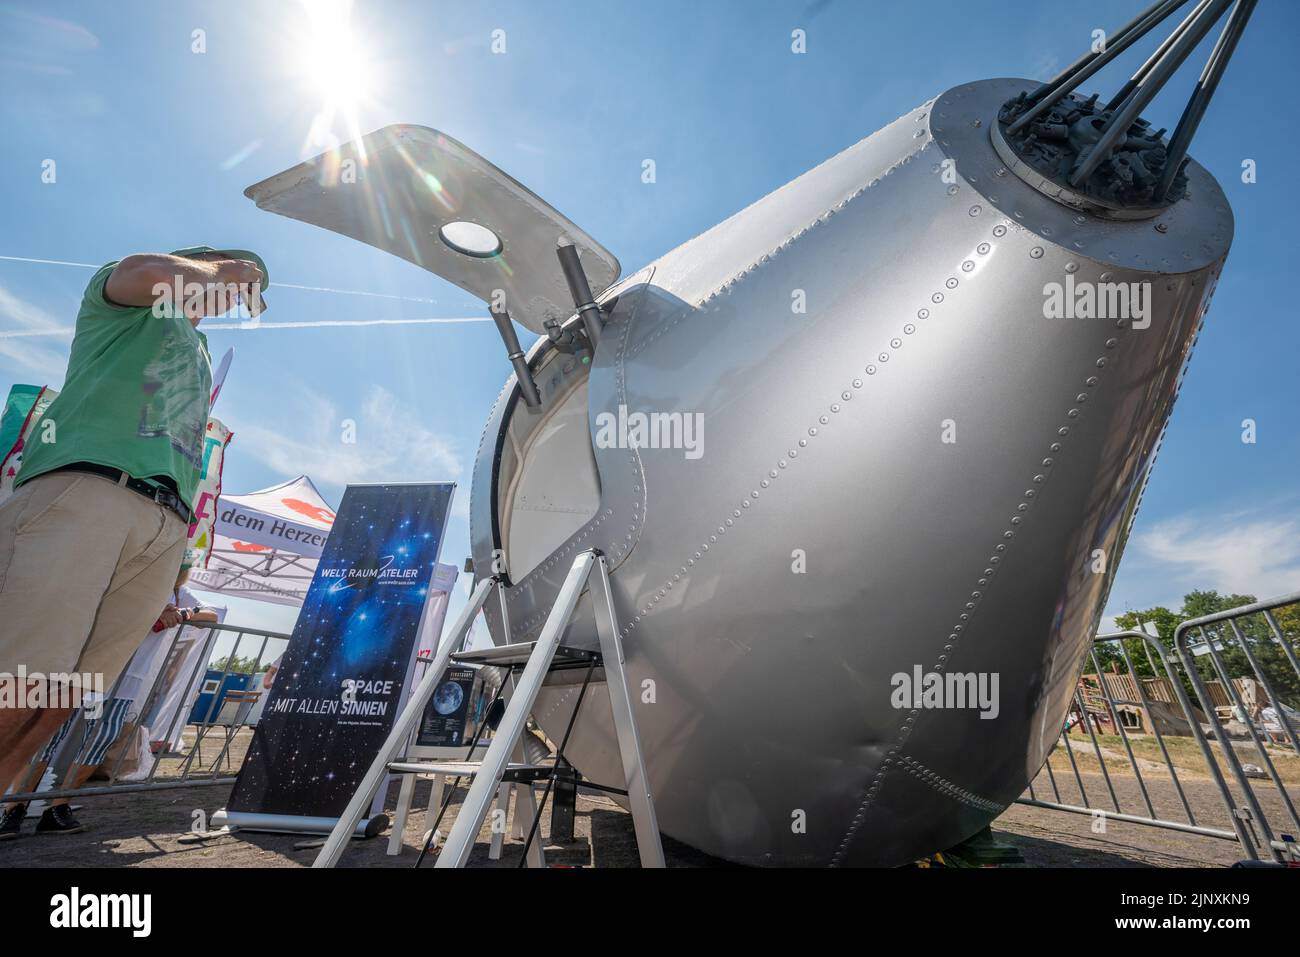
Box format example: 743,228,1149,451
1019,591,1300,863
2,622,289,804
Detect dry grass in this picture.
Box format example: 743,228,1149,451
1046,731,1300,784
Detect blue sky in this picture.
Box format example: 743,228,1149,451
1,0,1297,641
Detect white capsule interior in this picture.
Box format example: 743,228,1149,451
497,358,600,581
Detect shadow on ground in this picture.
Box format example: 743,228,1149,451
0,766,1262,868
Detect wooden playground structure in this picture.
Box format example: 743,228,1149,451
1069,668,1260,738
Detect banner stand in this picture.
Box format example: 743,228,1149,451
217,482,458,837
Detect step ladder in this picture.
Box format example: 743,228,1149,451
313,549,665,868
401,640,603,868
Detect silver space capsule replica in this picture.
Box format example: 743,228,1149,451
248,0,1253,865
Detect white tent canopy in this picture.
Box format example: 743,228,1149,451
189,475,337,607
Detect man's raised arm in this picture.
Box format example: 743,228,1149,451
104,253,264,318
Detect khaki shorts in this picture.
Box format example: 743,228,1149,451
0,471,187,687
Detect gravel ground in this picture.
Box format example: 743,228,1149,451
2,729,1292,868
0,775,727,869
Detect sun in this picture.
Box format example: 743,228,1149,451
290,0,379,138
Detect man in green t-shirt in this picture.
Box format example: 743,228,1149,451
0,246,268,788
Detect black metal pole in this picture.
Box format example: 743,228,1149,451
1106,0,1213,110
557,243,604,350
489,305,541,407
1069,0,1233,187
1008,0,1189,135
1156,0,1257,199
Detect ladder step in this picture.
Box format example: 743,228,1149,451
386,760,554,784
452,641,601,670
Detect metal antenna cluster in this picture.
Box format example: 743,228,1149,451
997,0,1256,213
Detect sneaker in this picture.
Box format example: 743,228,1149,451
0,804,27,840
35,804,84,835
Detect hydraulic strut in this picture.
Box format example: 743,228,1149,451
557,242,605,350
489,304,541,408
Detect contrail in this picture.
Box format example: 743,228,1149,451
0,255,453,305
0,255,98,268
274,283,440,303
0,328,74,340
0,316,490,339
204,317,489,330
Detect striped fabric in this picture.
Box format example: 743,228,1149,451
34,698,132,767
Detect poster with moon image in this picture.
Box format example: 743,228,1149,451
416,665,476,748
226,482,455,824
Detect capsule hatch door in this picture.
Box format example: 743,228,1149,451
243,124,620,335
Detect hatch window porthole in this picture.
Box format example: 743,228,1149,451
439,220,502,258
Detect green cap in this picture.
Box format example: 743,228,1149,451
170,245,270,291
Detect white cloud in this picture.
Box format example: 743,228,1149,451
1098,614,1122,635
0,282,71,385
1134,511,1300,601
229,382,462,495
448,484,471,522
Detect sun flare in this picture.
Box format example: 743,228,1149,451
290,0,379,151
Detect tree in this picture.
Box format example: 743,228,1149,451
1108,590,1299,710
1107,605,1183,678
211,654,259,675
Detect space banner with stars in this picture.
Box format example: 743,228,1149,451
227,481,455,821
